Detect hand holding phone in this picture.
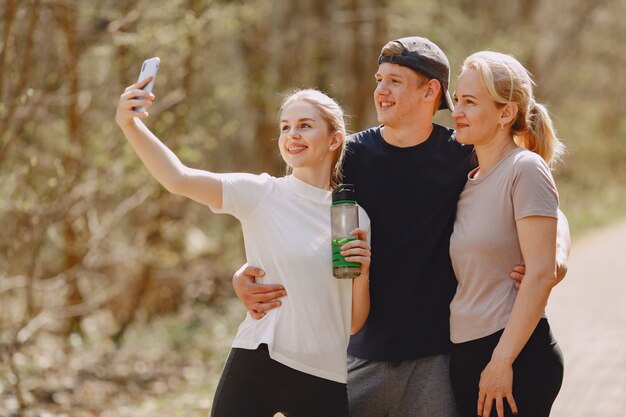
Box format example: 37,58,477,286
133,57,160,113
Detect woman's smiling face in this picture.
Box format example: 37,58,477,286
452,69,504,146
278,101,337,172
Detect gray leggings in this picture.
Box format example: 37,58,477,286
347,353,459,417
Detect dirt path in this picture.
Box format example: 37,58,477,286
546,220,626,417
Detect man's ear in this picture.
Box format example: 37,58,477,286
424,79,442,103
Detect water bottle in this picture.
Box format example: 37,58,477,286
331,184,361,279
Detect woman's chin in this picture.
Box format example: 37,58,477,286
455,134,473,145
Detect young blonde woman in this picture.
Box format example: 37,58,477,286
449,51,565,417
116,84,371,417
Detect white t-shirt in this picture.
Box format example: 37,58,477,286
212,173,370,383
449,148,559,343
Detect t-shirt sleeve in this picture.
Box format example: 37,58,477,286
511,153,559,221
210,172,274,220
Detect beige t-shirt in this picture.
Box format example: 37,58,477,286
449,147,558,344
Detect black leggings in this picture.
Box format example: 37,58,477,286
450,319,564,417
211,345,349,417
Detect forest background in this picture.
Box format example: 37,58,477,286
1,0,624,416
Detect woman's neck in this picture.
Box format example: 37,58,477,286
291,168,332,190
474,134,518,177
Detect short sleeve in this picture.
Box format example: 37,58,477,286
511,153,559,221
210,173,274,220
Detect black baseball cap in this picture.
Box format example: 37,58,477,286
378,36,453,111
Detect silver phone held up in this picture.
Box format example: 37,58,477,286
133,57,160,113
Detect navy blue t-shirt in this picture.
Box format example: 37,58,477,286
344,124,476,361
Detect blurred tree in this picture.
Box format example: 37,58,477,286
0,0,624,414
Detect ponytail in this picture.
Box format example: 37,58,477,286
515,99,564,167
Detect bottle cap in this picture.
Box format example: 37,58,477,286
332,184,356,205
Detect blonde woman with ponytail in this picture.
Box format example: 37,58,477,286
449,51,566,417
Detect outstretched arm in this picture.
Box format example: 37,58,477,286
115,77,222,209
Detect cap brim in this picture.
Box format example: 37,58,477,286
439,89,454,111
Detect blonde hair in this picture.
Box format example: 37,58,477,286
279,89,347,189
462,51,565,166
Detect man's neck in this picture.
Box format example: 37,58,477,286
380,123,434,148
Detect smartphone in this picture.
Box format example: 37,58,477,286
134,57,160,112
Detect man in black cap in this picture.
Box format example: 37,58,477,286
338,36,471,417
232,36,569,417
